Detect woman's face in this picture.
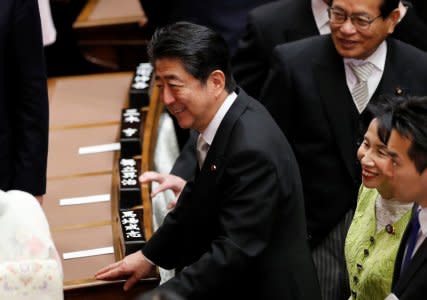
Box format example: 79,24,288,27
357,118,394,198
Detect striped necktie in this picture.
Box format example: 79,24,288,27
349,62,375,113
196,134,209,169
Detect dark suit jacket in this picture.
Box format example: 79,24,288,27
392,208,427,299
261,35,427,247
232,0,427,100
394,1,427,51
0,0,49,195
232,0,318,99
143,89,321,300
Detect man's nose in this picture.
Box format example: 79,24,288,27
339,18,357,34
162,86,175,105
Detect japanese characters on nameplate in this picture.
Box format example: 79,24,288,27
120,108,142,158
121,210,143,240
119,158,141,208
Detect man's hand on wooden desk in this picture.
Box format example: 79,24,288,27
95,251,155,291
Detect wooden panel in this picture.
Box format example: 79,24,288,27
64,280,158,300
74,0,146,28
73,0,151,71
45,174,112,228
46,73,159,297
48,125,119,177
49,72,131,128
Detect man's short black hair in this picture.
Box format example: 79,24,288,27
147,22,236,93
371,95,427,174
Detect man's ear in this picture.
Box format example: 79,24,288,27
387,8,401,34
208,70,226,97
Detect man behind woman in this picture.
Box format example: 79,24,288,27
345,97,414,300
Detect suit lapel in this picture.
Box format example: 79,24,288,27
195,89,249,187
392,205,427,294
372,39,411,102
392,219,410,287
395,239,427,293
314,39,359,181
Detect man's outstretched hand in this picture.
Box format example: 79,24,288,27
139,171,186,208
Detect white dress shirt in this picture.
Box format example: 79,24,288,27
199,92,238,146
312,0,331,35
344,41,387,112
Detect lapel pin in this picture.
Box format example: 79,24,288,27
210,164,217,172
385,224,395,234
394,87,403,96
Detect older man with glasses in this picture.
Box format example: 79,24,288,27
260,0,427,299
232,0,427,101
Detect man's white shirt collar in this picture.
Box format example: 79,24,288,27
344,41,387,72
343,41,387,109
200,92,237,145
419,206,427,236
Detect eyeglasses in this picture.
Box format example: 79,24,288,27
327,7,382,30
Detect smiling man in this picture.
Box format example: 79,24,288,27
95,22,320,300
260,0,427,298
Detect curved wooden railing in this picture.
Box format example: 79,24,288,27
140,85,163,240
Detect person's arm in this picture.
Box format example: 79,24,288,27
146,149,283,298
95,171,186,285
10,0,49,196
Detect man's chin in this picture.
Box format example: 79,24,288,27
176,119,192,129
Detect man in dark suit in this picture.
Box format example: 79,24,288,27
260,0,427,299
232,0,427,99
379,96,427,300
96,22,320,300
139,0,278,149
0,0,49,203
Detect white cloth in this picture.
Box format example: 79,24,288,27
37,0,56,46
0,190,63,300
312,0,331,35
151,113,180,284
344,41,387,113
384,293,399,300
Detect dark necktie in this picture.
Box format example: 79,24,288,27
401,208,421,272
